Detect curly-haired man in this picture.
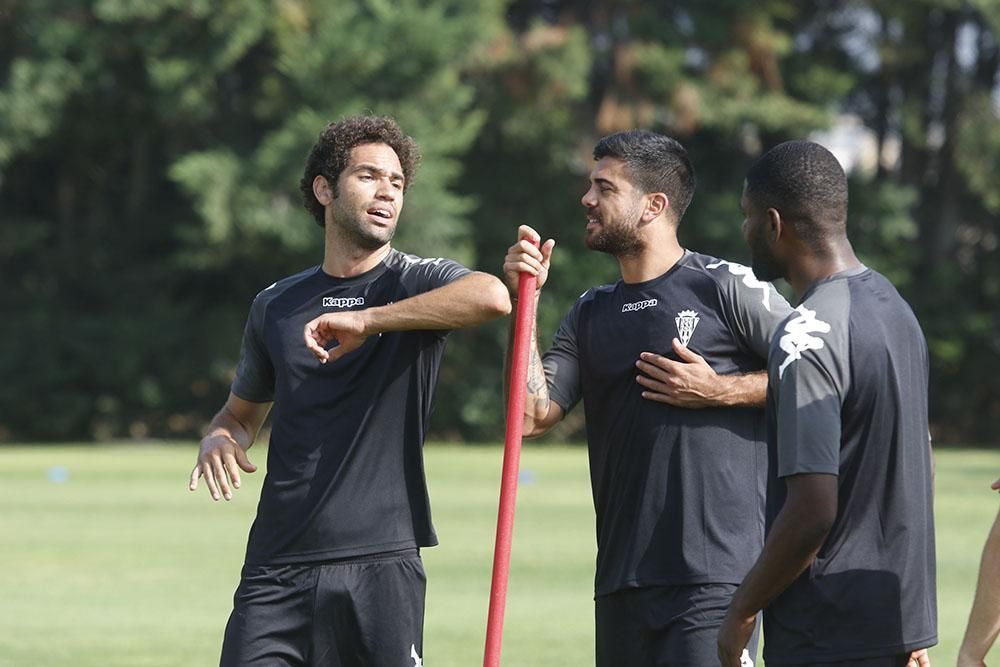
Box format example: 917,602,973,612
189,115,511,665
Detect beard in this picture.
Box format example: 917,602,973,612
331,199,396,251
747,224,785,282
585,205,645,257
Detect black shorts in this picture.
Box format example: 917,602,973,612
595,583,760,667
768,656,913,667
220,549,426,666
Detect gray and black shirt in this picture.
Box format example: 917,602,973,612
763,266,937,662
544,250,792,595
231,250,470,565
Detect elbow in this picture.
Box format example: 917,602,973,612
482,275,513,318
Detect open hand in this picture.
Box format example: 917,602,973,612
636,337,722,408
189,433,257,501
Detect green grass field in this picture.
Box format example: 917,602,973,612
0,444,997,666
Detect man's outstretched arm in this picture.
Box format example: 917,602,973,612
304,271,511,363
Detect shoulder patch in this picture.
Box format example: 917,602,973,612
777,305,832,379
706,260,772,311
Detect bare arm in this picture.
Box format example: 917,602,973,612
957,479,1000,667
636,337,768,408
501,225,562,438
503,291,564,437
717,473,838,666
189,392,271,501
304,271,511,363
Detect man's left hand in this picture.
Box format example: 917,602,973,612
717,609,756,667
304,311,369,363
636,337,721,408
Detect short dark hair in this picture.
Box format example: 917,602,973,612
300,115,421,226
593,130,696,221
744,140,848,245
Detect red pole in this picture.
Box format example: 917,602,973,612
483,248,538,667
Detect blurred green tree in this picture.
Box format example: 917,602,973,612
1,0,997,443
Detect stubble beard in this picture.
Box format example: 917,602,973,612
585,206,645,258
330,199,396,252
748,226,785,282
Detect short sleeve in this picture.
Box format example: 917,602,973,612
771,304,848,478
707,260,794,359
405,256,472,293
543,299,584,413
231,296,276,403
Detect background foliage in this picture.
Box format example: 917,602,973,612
2,0,999,443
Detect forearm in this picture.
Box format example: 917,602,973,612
504,292,556,437
729,482,835,618
959,507,1000,662
364,272,510,333
714,371,767,408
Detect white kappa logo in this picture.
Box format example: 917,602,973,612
706,260,773,312
622,298,658,313
322,296,365,308
675,309,700,346
410,644,422,667
741,648,754,667
777,305,832,379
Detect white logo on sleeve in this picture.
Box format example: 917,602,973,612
675,309,700,346
410,644,422,667
622,298,658,313
740,648,754,667
706,260,772,311
777,305,832,379
322,296,365,308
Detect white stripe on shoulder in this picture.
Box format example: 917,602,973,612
706,260,772,311
397,252,448,266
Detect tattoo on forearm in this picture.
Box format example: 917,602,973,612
525,326,550,411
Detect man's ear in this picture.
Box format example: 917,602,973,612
643,192,669,221
313,175,334,206
767,207,783,242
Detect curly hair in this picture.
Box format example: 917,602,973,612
299,115,421,226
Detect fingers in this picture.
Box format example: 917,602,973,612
235,447,258,474
672,337,706,363
222,453,241,491
992,477,1000,491
906,649,929,667
636,352,678,380
213,455,232,500
304,319,331,363
517,224,540,243
201,458,222,501
539,238,556,268
188,465,201,491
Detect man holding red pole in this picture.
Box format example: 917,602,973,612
503,130,791,665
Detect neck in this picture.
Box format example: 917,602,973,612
617,237,684,284
787,238,861,300
321,224,391,278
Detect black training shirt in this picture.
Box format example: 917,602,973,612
231,250,470,564
763,266,937,662
544,251,792,595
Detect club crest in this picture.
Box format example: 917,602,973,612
675,309,700,346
